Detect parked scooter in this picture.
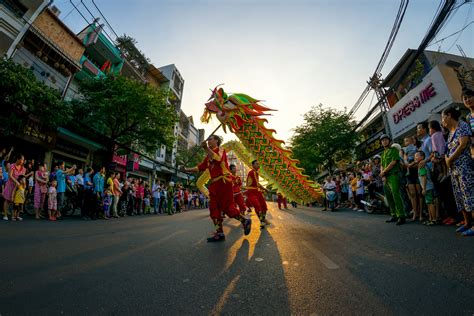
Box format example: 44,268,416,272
361,191,390,214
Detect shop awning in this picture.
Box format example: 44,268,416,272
57,127,106,151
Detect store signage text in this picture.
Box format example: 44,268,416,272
392,83,436,124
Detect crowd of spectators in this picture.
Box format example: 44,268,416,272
322,88,474,236
0,150,209,222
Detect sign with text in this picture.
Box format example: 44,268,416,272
388,66,455,139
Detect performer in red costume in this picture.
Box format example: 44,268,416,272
277,192,288,209
184,135,252,242
246,160,270,228
229,164,249,216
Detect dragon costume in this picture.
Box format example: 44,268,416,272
197,87,322,204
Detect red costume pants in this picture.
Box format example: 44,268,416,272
277,197,287,209
234,192,247,214
209,179,239,220
246,190,268,215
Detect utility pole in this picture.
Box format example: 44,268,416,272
368,73,392,138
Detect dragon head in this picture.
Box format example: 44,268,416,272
201,86,275,132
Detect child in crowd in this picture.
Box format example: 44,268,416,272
103,188,112,219
415,151,437,225
48,179,58,221
350,173,357,210
143,184,151,214
355,173,365,212
12,175,26,221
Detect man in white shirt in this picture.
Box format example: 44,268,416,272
152,179,161,214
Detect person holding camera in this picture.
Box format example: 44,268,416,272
55,161,76,218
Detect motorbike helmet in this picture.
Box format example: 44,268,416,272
373,154,381,160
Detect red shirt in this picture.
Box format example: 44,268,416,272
197,147,230,180
231,174,243,193
246,169,260,192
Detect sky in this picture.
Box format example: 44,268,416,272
53,0,473,144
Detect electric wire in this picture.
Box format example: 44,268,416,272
349,0,409,117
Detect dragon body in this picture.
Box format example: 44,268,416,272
198,87,322,204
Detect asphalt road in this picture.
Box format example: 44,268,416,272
1,202,473,315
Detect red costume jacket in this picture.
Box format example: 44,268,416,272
197,147,231,183
231,175,243,193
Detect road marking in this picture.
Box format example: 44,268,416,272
255,257,264,262
302,241,339,270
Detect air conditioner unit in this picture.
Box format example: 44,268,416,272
50,5,61,16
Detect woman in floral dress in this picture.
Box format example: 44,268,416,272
442,107,474,237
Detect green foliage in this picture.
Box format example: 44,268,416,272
176,144,206,168
406,59,425,87
290,104,359,175
72,75,178,155
0,58,70,134
116,35,150,74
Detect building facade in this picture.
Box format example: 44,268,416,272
357,49,474,160
0,0,49,57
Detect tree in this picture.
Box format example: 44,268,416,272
176,143,206,169
290,104,359,176
0,58,71,134
71,75,178,161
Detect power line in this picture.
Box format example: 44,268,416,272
354,0,458,132
445,3,472,52
90,0,120,39
429,20,474,48
349,0,409,117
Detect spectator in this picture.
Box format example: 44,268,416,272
461,88,474,158
76,168,84,214
112,172,122,218
415,151,437,225
417,121,433,169
403,135,422,221
350,173,357,210
92,167,105,220
340,173,349,207
322,176,336,211
442,107,474,236
83,167,94,220
135,179,144,215
3,154,30,221
12,175,27,221
34,163,48,220
48,179,58,221
380,134,406,225
152,179,161,214
355,173,365,212
56,161,76,218
144,183,151,214
370,155,383,197
103,188,112,219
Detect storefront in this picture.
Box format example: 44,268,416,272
48,127,105,170
387,64,464,141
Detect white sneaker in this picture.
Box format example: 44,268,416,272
11,217,16,221
3,216,8,221
352,208,358,211
16,217,23,221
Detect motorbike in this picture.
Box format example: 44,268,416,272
360,191,390,214
325,189,337,212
